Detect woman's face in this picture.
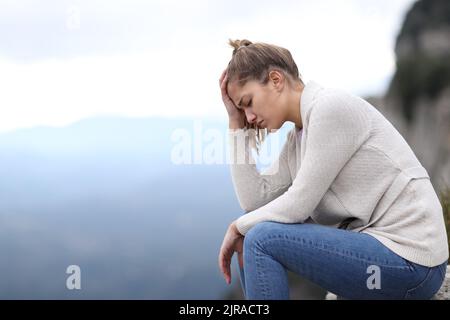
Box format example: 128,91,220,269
227,72,287,130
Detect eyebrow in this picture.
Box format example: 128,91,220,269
237,94,248,108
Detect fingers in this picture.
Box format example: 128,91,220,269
219,69,227,87
236,237,244,269
219,69,226,83
218,223,243,285
238,251,244,270
224,260,231,285
221,75,228,92
218,250,232,284
219,69,229,92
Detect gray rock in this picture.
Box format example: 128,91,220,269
433,265,450,300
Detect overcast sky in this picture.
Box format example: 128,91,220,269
0,0,416,132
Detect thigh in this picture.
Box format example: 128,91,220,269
243,221,427,299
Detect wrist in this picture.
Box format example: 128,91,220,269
229,118,245,130
230,220,243,236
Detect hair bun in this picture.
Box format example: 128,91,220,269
238,39,252,48
228,38,253,54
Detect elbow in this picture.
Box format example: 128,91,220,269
239,201,260,214
237,190,272,213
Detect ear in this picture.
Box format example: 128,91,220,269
268,70,285,91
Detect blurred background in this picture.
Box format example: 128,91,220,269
0,0,448,299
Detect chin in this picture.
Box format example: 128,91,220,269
268,121,283,131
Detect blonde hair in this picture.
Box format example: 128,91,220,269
226,38,302,155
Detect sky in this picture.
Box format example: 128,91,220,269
0,0,416,133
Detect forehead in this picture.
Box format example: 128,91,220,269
227,80,261,105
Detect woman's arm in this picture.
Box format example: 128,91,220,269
221,68,293,213
228,128,293,213
234,94,372,235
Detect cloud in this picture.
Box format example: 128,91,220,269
0,0,202,61
0,0,416,132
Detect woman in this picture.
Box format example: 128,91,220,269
218,39,449,300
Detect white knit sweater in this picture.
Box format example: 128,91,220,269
228,81,449,267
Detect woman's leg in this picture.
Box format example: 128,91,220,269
236,258,246,298
236,256,327,299
242,221,447,300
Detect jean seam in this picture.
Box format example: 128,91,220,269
254,249,270,299
259,235,411,270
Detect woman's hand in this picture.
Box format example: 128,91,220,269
218,220,244,285
219,69,246,127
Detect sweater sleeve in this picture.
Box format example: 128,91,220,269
235,94,372,235
228,128,293,213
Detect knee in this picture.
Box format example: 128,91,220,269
244,221,276,249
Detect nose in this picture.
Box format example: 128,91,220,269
245,109,257,125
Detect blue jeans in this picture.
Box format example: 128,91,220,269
236,221,448,300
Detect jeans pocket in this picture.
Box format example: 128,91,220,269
404,263,446,299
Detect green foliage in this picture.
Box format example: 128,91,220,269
440,186,450,254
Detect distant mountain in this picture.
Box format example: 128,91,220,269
0,115,291,299
375,0,450,192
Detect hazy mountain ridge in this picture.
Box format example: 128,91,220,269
0,115,248,299
381,0,450,191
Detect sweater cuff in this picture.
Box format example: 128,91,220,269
235,218,248,236
236,211,257,236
